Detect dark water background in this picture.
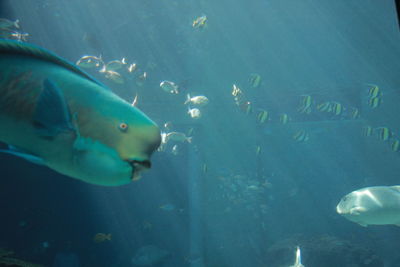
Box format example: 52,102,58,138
1,0,400,266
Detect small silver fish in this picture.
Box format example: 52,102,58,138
165,132,192,143
171,144,179,155
104,70,124,84
9,31,29,42
131,94,138,107
101,58,127,72
0,18,20,30
160,203,175,211
76,55,103,69
184,94,209,106
188,107,201,119
127,63,137,73
160,80,179,94
163,121,173,130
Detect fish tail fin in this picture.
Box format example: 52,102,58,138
122,57,126,64
99,64,106,73
184,94,191,104
187,137,193,143
98,55,105,67
131,93,138,107
107,234,112,240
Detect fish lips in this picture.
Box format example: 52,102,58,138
127,159,151,181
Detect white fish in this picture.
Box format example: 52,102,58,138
76,55,103,69
131,94,138,107
289,246,304,267
171,144,179,155
10,31,29,42
157,132,168,152
188,107,201,119
163,121,173,130
104,70,124,84
336,185,400,227
127,63,137,73
101,58,127,72
165,132,192,143
184,94,209,106
160,80,179,94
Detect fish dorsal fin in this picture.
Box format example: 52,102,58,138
0,39,108,89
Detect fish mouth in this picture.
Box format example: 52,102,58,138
127,159,151,181
336,205,345,214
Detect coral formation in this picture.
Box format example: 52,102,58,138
265,234,384,267
0,248,44,267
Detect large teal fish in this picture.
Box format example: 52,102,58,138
0,40,161,186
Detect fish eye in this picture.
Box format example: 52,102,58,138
118,122,128,132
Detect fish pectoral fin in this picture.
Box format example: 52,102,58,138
0,146,45,165
357,222,368,227
33,79,75,137
350,207,366,215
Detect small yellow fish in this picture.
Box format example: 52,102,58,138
349,107,360,119
367,84,381,98
249,73,261,88
293,130,309,142
331,102,344,116
232,84,242,97
202,163,208,173
93,233,112,243
298,95,312,114
256,146,262,155
160,204,175,211
362,126,374,137
368,96,381,109
192,15,207,29
391,139,400,152
279,113,290,124
316,101,332,113
376,127,392,142
257,109,269,123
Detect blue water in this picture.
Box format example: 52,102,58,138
1,0,400,266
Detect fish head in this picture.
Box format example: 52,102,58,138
73,100,161,186
336,190,371,222
336,192,358,215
